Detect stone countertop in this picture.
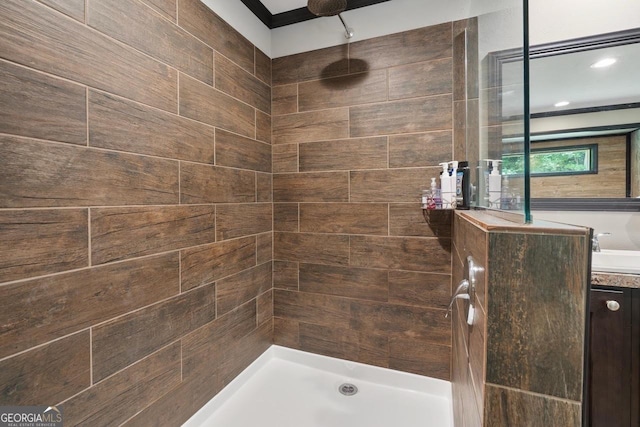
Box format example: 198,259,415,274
591,271,640,289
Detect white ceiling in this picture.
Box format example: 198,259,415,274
261,0,308,15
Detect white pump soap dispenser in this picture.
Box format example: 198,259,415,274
488,160,502,208
439,162,451,208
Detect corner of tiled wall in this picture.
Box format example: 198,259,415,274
270,21,456,379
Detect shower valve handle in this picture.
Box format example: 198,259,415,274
445,279,470,318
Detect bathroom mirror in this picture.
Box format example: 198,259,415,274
493,28,640,211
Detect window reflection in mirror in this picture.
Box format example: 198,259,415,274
494,28,640,209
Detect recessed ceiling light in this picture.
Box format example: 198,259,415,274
591,58,617,68
554,101,570,107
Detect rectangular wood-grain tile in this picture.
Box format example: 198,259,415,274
273,261,298,291
273,84,297,115
273,108,349,145
213,320,271,391
140,0,176,22
273,172,349,202
389,203,452,238
274,232,349,266
0,0,177,112
178,0,254,73
274,290,351,328
257,173,273,203
274,203,299,232
216,203,272,240
389,336,450,379
299,323,389,368
298,70,387,111
256,232,272,264
349,23,452,71
179,74,255,138
0,60,86,144
64,342,181,426
215,129,271,172
217,262,272,315
182,301,257,379
350,235,451,273
0,209,87,283
299,203,388,235
256,110,272,144
465,99,479,164
350,168,435,203
350,301,450,345
216,53,270,113
299,263,388,302
351,331,391,368
91,206,215,265
273,144,298,173
180,236,256,291
89,90,215,163
388,270,450,309
388,131,453,168
0,253,178,359
38,0,85,22
299,137,388,171
453,100,466,160
0,135,179,208
257,289,273,325
180,162,255,204
484,385,581,427
255,47,271,85
88,0,212,84
272,45,348,86
0,331,89,406
297,322,358,361
350,95,452,137
389,58,453,100
273,317,300,348
92,284,216,382
120,367,213,427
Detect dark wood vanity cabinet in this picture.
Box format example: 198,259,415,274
588,286,640,427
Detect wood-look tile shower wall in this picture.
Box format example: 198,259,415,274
271,22,456,378
0,0,272,425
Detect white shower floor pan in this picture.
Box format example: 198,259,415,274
183,345,453,427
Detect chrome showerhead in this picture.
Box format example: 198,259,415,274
307,0,354,39
307,0,347,16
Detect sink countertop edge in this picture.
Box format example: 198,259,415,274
591,271,640,289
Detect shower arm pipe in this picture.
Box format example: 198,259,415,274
338,13,354,39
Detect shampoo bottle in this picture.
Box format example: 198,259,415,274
439,162,451,208
488,160,502,208
456,161,470,209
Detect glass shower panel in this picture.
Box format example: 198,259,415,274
473,1,531,222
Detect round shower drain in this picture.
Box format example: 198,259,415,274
338,383,358,396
